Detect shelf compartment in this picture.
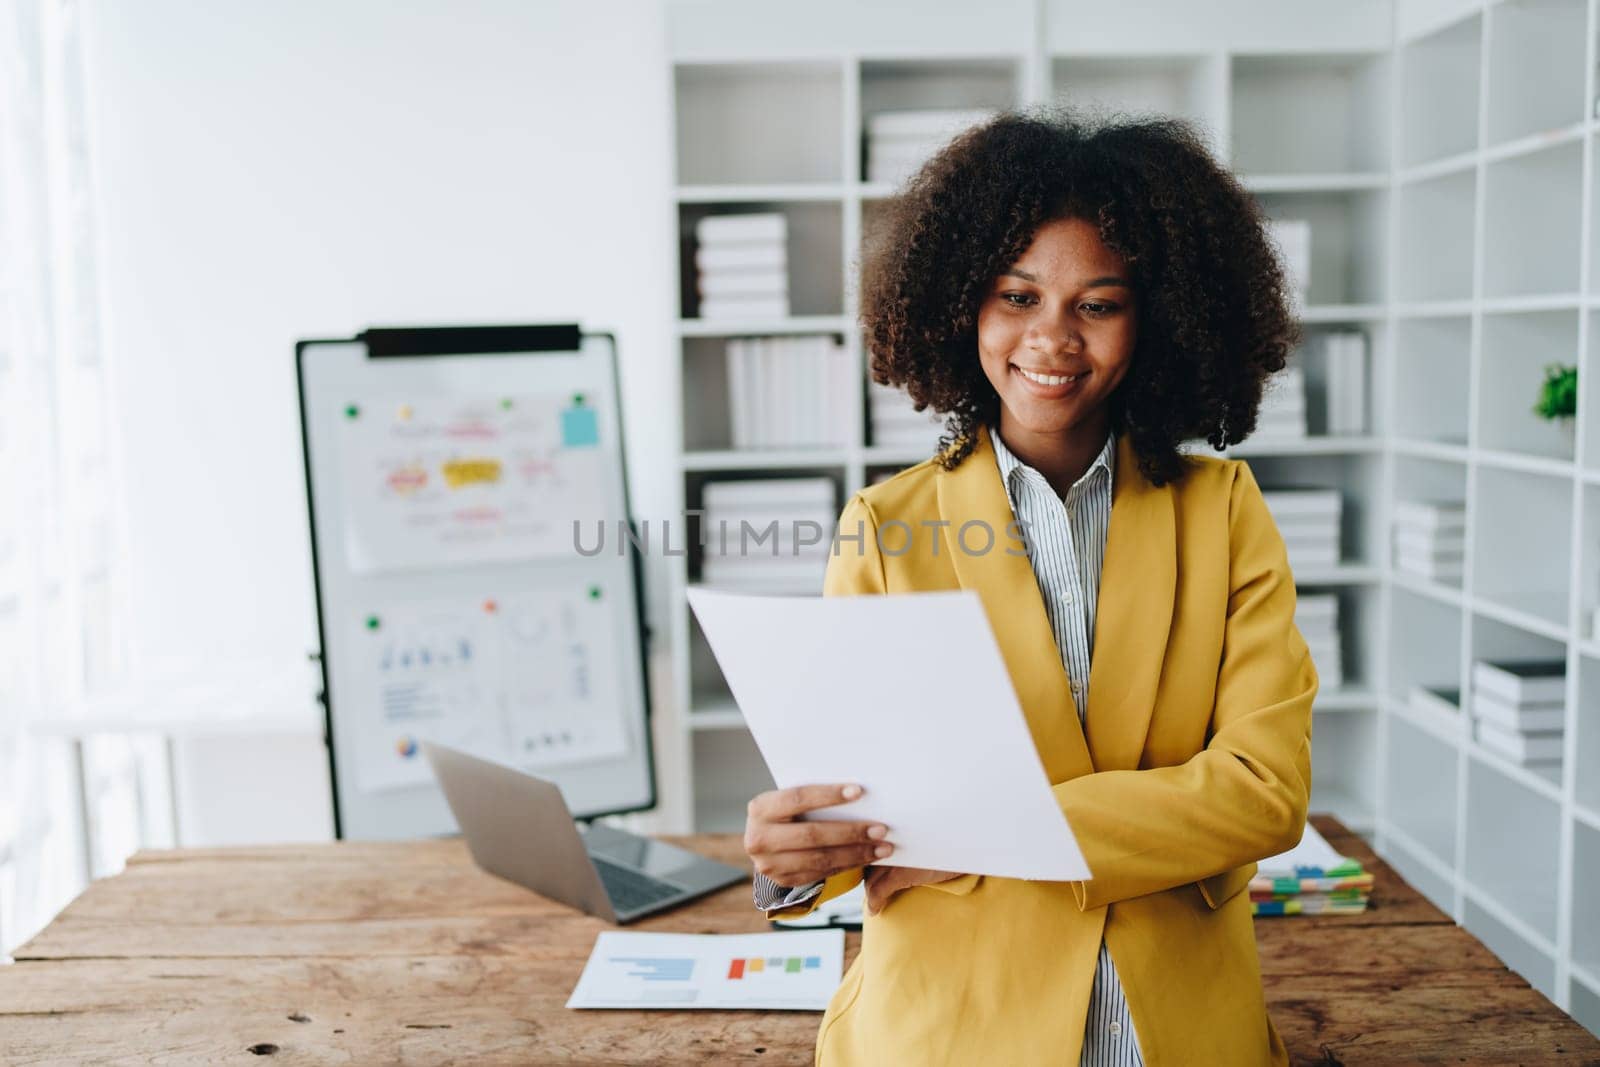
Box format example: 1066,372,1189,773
1399,13,1482,167
1051,54,1221,148
675,61,844,186
1395,169,1476,304
1247,453,1384,571
1585,311,1600,470
1385,714,1460,866
1387,582,1465,708
1573,821,1600,981
1230,52,1390,175
1297,584,1379,697
1463,749,1563,945
1578,652,1600,814
1476,310,1580,461
679,201,843,320
1393,316,1471,446
680,332,855,452
1309,714,1377,834
1461,892,1558,1001
1570,976,1600,1043
1255,188,1387,307
692,727,774,833
1482,140,1583,299
1471,467,1573,631
1379,822,1457,914
1484,0,1588,147
858,58,1019,185
1285,323,1379,437
683,466,846,591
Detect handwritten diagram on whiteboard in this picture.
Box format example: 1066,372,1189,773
338,393,608,574
352,583,631,794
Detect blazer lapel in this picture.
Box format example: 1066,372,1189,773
1084,434,1177,772
935,424,1095,784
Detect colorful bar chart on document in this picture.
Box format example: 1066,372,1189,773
566,930,844,1010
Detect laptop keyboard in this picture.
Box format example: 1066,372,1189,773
591,856,684,914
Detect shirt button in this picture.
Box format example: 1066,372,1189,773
1059,588,1074,604
1109,1022,1122,1037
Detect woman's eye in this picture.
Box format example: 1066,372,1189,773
1001,293,1034,307
1080,302,1119,316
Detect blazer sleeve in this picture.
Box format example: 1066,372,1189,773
759,493,981,919
1053,461,1316,911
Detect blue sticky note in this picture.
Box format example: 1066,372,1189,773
562,405,599,447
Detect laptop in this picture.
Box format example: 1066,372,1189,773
422,741,747,923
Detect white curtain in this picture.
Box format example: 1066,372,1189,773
0,0,124,952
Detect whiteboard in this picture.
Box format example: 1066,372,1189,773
297,327,654,839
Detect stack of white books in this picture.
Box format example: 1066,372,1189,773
868,380,945,451
1261,489,1342,572
1296,593,1343,690
1319,332,1368,436
695,214,789,320
1269,218,1311,315
1392,500,1466,583
726,336,853,449
1256,365,1308,439
1471,659,1566,767
864,108,995,185
698,478,836,593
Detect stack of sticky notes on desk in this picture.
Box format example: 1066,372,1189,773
1251,822,1373,917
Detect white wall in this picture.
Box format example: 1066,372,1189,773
81,0,678,841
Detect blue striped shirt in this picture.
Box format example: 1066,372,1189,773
991,428,1141,1067
753,427,1139,1065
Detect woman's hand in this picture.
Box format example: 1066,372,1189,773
864,866,963,915
744,783,893,887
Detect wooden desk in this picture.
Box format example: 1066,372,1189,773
2,816,1595,1065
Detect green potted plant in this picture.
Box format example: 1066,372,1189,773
1533,363,1578,446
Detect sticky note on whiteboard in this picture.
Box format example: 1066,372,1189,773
562,405,599,447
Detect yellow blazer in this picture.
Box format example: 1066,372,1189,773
778,424,1316,1066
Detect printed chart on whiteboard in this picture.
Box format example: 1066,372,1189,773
351,583,631,794
338,392,608,573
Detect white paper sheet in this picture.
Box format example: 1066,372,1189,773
566,930,844,1011
1258,821,1348,876
686,587,1089,881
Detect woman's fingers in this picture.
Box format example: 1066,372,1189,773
760,841,892,885
748,783,864,822
749,816,887,855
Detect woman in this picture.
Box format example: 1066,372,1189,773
744,108,1315,1066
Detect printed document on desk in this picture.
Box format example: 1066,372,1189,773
567,930,844,1010
686,587,1089,881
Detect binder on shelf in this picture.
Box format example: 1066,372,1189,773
1322,331,1368,435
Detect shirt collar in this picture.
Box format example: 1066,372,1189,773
989,426,1116,505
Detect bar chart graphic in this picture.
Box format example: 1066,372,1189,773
609,957,695,982
726,955,822,979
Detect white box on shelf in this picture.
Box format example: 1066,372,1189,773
1262,489,1342,518
699,294,791,320
1475,720,1564,765
1391,500,1466,531
695,212,787,245
1322,331,1368,436
1471,691,1565,733
1470,659,1567,707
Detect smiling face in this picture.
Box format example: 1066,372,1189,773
977,216,1138,467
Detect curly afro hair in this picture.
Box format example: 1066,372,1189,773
859,106,1301,487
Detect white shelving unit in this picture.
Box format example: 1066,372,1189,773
1375,0,1600,1035
662,0,1598,1036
